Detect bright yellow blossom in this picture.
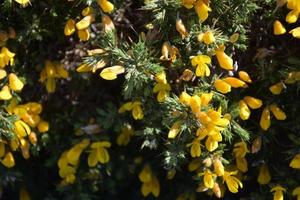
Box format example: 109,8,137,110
271,186,286,200
243,96,263,109
269,82,285,95
1,152,15,168
238,71,252,83
223,171,243,193
191,55,211,77
97,0,114,13
9,73,24,92
214,79,231,94
64,19,76,36
273,20,286,35
260,106,271,131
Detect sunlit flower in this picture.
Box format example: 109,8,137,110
273,20,286,35
223,171,243,193
271,185,286,200
191,55,211,77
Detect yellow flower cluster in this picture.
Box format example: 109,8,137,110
118,101,144,120
39,61,68,93
182,0,211,22
139,165,160,197
64,7,95,41
233,141,249,173
87,141,111,167
0,100,48,168
58,139,111,185
273,0,300,38
153,71,171,102
58,139,90,185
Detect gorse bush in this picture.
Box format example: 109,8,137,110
0,0,300,199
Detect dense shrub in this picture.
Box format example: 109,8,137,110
0,0,299,199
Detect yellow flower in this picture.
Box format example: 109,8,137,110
194,0,211,22
223,171,243,193
260,106,271,131
176,18,189,39
239,100,251,120
82,6,94,16
238,71,252,83
14,120,31,137
19,188,31,200
289,27,300,38
269,82,285,95
292,187,300,200
190,95,201,113
14,0,30,6
0,47,15,68
286,10,299,24
0,85,12,100
88,141,111,167
215,49,233,70
243,96,263,109
287,0,300,11
269,104,287,120
139,165,160,197
76,15,95,30
202,31,215,45
0,69,7,80
223,77,247,88
290,154,300,169
139,165,152,182
233,141,249,158
100,65,125,80
117,124,134,146
37,120,49,133
168,121,182,139
273,20,286,35
64,19,76,36
214,79,231,94
203,170,215,189
182,0,196,9
9,73,24,92
213,159,224,176
200,92,213,106
132,101,144,120
77,29,90,41
191,55,211,77
236,157,248,172
190,140,201,157
67,139,90,166
271,186,286,200
257,164,271,185
97,0,114,13
179,91,191,105
153,82,171,102
1,152,15,168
